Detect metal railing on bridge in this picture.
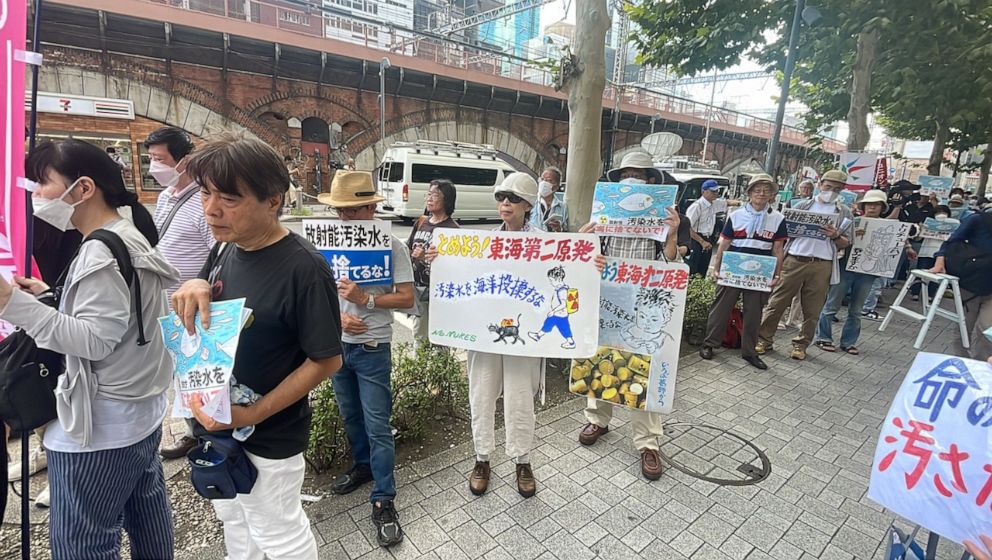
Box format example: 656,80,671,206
146,0,834,150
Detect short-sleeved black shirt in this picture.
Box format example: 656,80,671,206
195,233,343,459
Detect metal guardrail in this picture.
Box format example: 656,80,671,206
143,0,840,151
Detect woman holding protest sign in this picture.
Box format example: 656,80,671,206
0,140,179,558
407,179,458,343
699,173,787,370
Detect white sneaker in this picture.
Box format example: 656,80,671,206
35,484,50,508
7,447,47,482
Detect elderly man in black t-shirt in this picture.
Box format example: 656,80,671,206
173,133,343,560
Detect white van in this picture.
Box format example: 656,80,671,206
377,141,518,222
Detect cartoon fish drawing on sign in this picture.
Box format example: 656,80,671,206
591,200,606,214
617,193,654,213
739,260,761,272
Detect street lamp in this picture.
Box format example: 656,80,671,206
379,57,391,159
765,1,820,175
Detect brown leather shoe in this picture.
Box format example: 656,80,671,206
640,448,664,481
161,435,198,460
469,461,490,496
515,463,536,498
578,423,608,446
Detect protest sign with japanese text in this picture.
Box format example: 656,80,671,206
159,299,250,424
869,353,992,545
782,207,837,239
303,219,393,286
846,217,912,278
919,217,960,242
429,228,601,358
591,182,678,241
717,252,777,292
569,258,687,413
919,175,954,202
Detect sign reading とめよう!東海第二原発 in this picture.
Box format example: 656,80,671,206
717,252,778,293
303,219,393,286
868,353,992,546
569,257,688,414
846,217,913,278
159,299,251,424
591,182,678,242
428,228,601,359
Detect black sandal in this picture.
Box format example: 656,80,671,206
815,341,836,352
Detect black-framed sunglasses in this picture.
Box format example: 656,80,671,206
495,192,524,204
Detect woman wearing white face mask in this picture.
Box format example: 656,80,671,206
912,204,959,301
1,140,180,559
529,166,568,232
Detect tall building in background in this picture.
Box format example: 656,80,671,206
323,0,414,49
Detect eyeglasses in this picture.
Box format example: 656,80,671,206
426,191,442,199
335,206,368,217
495,192,525,204
750,186,773,194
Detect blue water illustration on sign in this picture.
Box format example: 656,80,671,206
591,182,678,220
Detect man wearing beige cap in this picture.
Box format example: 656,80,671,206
317,172,414,548
756,169,854,360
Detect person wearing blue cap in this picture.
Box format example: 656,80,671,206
685,179,734,276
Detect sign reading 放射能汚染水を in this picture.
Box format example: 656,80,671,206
303,219,393,286
428,228,601,358
569,257,687,413
782,207,838,240
920,217,960,242
868,352,992,546
919,175,955,202
716,252,778,293
591,182,678,242
846,217,913,278
159,298,250,424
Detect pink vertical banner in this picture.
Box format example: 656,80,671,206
0,0,29,337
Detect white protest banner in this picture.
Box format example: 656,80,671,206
920,217,960,241
717,252,777,292
846,217,912,278
303,219,393,286
919,175,954,201
569,258,688,413
868,353,992,546
841,152,877,192
591,182,678,241
159,299,249,424
429,228,601,358
782,207,837,239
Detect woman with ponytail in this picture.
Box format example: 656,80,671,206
0,139,179,559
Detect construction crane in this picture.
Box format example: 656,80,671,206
433,0,555,35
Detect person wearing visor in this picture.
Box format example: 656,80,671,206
685,179,730,276
144,127,219,460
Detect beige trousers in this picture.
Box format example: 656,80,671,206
758,256,832,350
583,401,663,451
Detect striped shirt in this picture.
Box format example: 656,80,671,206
153,182,215,305
721,208,788,255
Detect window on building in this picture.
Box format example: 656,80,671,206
279,9,311,26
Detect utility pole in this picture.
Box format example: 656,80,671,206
701,71,718,163
379,57,391,160
765,0,805,176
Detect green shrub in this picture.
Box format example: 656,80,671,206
306,343,468,471
683,274,717,335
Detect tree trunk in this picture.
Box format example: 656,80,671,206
927,120,949,176
563,0,611,233
979,142,991,198
845,29,879,152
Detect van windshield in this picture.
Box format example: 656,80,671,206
412,164,499,186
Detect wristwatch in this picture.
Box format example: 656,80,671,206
366,294,376,310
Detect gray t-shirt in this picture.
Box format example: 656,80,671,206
339,236,414,345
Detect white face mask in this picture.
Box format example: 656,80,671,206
818,190,839,204
149,159,181,189
936,213,949,219
538,180,553,197
619,177,647,185
33,179,83,231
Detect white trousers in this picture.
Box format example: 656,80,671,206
583,401,663,451
213,452,317,560
467,351,542,462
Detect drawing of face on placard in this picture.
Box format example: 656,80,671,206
622,288,676,356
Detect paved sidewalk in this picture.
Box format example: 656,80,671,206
288,304,968,560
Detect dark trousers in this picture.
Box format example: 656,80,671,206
910,257,938,297
688,239,714,276
703,285,770,358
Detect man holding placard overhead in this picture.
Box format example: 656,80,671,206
317,171,414,548
756,169,854,361
576,150,689,481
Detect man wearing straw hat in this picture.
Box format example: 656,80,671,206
317,172,414,548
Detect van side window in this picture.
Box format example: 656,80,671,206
411,164,498,186
384,163,404,182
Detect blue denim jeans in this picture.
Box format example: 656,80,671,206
862,276,885,313
816,270,876,348
332,342,396,503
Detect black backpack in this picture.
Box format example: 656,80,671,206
944,212,992,297
0,229,147,432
